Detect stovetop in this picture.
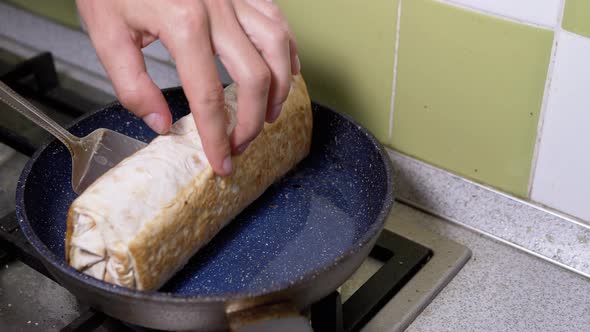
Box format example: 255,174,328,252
0,50,470,332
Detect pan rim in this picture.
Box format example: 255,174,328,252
15,88,395,304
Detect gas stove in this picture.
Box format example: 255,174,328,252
0,51,470,332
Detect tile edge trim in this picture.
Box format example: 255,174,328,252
388,149,590,279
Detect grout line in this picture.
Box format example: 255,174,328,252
435,0,555,30
388,0,403,143
527,0,567,197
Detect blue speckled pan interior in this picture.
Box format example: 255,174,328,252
16,88,393,298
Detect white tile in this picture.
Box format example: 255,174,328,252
531,31,590,222
440,0,562,27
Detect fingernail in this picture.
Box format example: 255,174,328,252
222,156,233,175
235,142,250,155
143,113,167,134
294,55,301,74
270,104,283,122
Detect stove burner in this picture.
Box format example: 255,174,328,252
0,52,434,332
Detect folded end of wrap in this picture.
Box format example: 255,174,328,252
66,207,137,288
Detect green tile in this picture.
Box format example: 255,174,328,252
5,0,80,28
276,0,398,142
391,0,553,197
563,0,590,38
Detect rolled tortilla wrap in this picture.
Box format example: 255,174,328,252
66,75,313,290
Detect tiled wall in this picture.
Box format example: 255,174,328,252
277,0,590,222
274,0,399,143
391,0,552,198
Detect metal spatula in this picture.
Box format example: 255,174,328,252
0,81,147,194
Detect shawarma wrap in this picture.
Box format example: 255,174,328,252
66,75,312,290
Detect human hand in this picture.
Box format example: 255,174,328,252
76,0,300,175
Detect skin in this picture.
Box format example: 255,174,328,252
76,0,300,176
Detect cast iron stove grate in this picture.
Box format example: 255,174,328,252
0,52,433,332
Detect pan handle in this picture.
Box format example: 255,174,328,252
227,302,313,332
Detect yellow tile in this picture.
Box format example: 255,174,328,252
563,0,590,38
5,0,80,29
276,0,398,142
392,0,553,197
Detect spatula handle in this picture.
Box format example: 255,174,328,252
0,80,80,151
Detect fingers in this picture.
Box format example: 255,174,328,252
206,0,271,154
87,23,172,134
162,2,232,176
242,0,300,74
289,38,300,75
233,0,292,123
81,0,298,177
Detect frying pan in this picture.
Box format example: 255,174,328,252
15,87,395,331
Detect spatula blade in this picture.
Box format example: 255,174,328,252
73,129,147,194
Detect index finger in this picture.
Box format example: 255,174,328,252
87,24,172,134
162,10,232,176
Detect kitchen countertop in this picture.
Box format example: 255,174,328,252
384,204,590,332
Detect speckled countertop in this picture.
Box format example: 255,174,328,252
383,204,590,332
